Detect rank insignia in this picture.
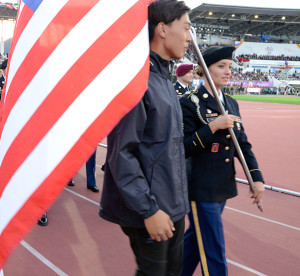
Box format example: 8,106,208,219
211,143,219,153
203,93,208,98
206,113,218,117
233,115,241,123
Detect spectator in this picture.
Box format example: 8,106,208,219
174,64,194,97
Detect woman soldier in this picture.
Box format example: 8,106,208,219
179,46,265,276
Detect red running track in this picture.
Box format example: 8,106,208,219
3,100,300,275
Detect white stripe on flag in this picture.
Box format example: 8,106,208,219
0,0,139,167
0,23,149,236
6,0,69,93
15,1,25,25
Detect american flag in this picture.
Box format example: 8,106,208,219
0,0,149,268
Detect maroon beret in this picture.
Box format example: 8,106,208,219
175,64,193,77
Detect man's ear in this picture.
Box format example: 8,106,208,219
157,22,167,38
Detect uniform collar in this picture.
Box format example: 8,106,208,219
198,85,224,112
177,80,188,89
219,91,225,104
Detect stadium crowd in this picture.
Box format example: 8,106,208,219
236,54,300,62
231,68,269,82
176,43,300,96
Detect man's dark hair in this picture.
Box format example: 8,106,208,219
148,0,190,42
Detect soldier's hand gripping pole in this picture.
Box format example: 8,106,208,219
189,27,263,212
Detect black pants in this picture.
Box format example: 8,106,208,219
121,218,185,276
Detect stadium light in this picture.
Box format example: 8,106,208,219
282,16,286,20
208,11,213,16
254,15,259,19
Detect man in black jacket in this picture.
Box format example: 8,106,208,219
99,0,191,275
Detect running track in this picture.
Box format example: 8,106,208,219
3,100,300,275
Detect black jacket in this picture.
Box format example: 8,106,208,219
99,51,189,228
180,85,264,202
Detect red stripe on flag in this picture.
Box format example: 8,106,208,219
0,0,149,268
0,55,149,269
0,0,147,196
0,0,100,136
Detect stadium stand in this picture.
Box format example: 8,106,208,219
189,4,300,44
0,4,17,19
1,3,300,94
172,4,300,95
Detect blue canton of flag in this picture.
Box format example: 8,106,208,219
22,0,43,11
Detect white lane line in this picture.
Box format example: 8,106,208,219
20,241,68,276
94,162,300,231
65,188,100,206
66,189,299,275
226,259,267,276
66,184,300,232
225,206,300,231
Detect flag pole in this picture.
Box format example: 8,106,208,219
189,28,263,212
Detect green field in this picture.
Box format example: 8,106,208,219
232,95,300,105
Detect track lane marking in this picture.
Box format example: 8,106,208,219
67,188,299,275
20,182,297,275
226,259,267,276
20,241,67,276
225,206,300,231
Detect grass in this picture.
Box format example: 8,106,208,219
232,95,300,105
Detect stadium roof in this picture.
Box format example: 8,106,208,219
190,4,300,43
0,5,17,20
0,3,299,43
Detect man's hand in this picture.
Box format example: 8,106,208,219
144,210,175,242
250,181,265,205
